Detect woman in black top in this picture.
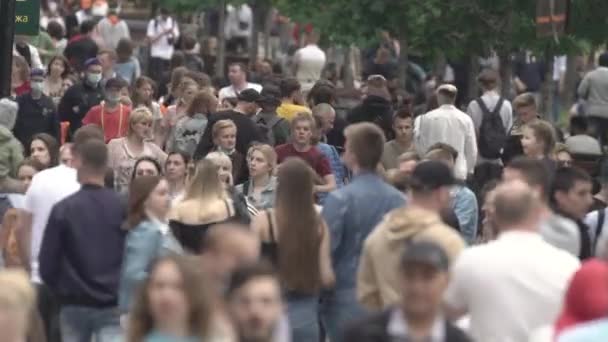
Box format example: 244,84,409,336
251,157,334,342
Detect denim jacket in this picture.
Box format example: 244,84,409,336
317,143,347,205
118,219,182,312
451,185,478,244
322,173,405,290
236,176,277,210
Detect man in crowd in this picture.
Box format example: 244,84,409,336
425,143,479,244
254,85,290,146
97,49,117,86
218,63,262,102
321,122,405,341
466,69,513,163
82,77,131,143
95,9,131,50
276,78,311,121
347,241,471,342
59,58,105,137
293,31,327,92
14,68,60,148
347,75,393,140
146,7,180,83
551,167,594,259
227,262,288,342
444,179,580,342
64,20,99,72
21,125,103,342
358,161,465,311
312,103,336,144
39,138,126,341
415,84,477,181
195,89,264,158
381,109,413,171
275,113,336,194
577,52,608,145
504,157,581,256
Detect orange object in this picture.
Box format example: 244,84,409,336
80,0,92,9
60,121,70,144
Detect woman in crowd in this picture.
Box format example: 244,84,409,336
108,108,167,193
168,91,217,156
212,120,246,185
169,159,240,253
11,55,31,97
131,77,163,144
160,66,188,108
161,77,202,149
251,158,334,342
0,270,45,342
119,176,182,313
43,55,71,104
126,255,215,342
132,156,164,180
236,144,277,211
59,143,73,166
30,133,60,169
521,119,557,173
0,158,44,268
115,38,141,85
165,151,190,201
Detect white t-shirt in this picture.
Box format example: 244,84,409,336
24,165,80,283
218,82,262,102
147,16,179,60
294,44,327,91
445,231,580,342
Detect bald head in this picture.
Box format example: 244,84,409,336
312,103,336,134
494,180,542,233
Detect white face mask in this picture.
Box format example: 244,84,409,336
31,81,44,93
87,73,102,85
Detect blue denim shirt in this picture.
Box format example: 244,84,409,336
236,176,277,210
451,185,478,244
317,143,347,205
322,173,405,290
118,219,182,312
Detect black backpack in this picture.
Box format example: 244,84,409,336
476,97,506,159
254,115,284,146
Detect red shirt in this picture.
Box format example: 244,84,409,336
82,103,131,143
275,143,332,178
14,81,31,97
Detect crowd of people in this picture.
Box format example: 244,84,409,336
3,2,608,342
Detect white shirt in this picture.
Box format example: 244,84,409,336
294,44,327,91
445,231,580,342
224,4,252,39
218,82,262,102
147,16,179,60
24,165,80,283
414,104,478,180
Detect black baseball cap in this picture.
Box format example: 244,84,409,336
400,240,450,271
409,160,456,192
257,85,281,106
237,88,261,103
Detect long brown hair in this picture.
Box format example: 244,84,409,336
131,76,157,108
275,158,321,293
186,91,218,117
124,176,162,230
126,255,213,341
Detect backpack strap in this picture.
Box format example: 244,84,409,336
476,97,504,117
242,181,250,195
594,208,606,251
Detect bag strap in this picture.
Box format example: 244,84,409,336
595,208,606,251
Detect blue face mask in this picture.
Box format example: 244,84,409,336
31,81,44,94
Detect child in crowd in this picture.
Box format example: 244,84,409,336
212,120,246,185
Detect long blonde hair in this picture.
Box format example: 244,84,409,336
184,158,226,202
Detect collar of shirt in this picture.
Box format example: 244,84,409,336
387,307,446,341
247,176,277,196
497,230,543,242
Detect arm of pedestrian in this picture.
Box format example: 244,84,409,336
39,206,64,287
321,193,346,258
357,240,382,311
315,174,336,194
16,211,32,274
319,221,335,289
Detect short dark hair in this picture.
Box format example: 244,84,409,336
226,261,279,298
551,166,592,201
229,62,248,74
131,156,163,180
307,83,336,106
73,125,105,153
570,116,589,135
105,77,128,90
280,78,301,98
599,52,608,68
182,35,197,50
79,140,109,172
80,20,96,35
477,69,498,89
507,157,552,201
393,107,412,122
47,21,64,40
344,122,386,170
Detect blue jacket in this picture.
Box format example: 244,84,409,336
118,219,182,312
322,173,405,290
317,143,347,205
451,185,478,244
